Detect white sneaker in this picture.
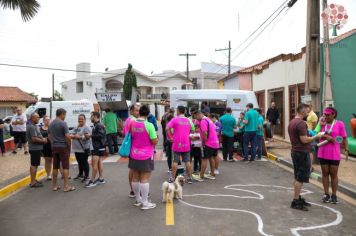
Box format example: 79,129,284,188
133,201,142,207
214,170,220,175
141,202,156,210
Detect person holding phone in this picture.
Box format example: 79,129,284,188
318,107,348,204
71,114,92,183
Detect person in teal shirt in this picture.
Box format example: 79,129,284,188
219,107,237,161
236,112,245,156
256,108,265,160
242,103,259,162
103,108,119,155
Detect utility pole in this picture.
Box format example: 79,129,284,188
179,53,196,80
215,41,232,75
305,0,321,112
322,0,333,109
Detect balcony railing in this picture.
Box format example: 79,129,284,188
140,93,170,100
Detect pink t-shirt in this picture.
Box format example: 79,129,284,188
317,120,347,161
199,118,219,149
123,116,133,136
130,119,157,160
167,116,194,152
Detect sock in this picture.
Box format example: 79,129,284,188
132,182,141,203
140,183,150,205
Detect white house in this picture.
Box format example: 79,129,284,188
250,48,306,141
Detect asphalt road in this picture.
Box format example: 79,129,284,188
1,158,356,236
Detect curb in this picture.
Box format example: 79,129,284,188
266,152,356,199
0,155,76,200
0,169,47,200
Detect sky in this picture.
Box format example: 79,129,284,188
0,0,355,98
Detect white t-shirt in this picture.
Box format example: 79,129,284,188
190,133,202,147
11,114,27,132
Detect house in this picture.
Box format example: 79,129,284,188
321,29,356,135
0,86,37,118
228,28,356,140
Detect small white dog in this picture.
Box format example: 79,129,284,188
162,176,185,203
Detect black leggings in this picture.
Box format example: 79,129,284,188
166,140,173,170
75,152,90,177
0,138,5,154
191,146,202,172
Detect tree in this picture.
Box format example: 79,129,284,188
26,92,38,100
0,0,40,22
53,90,64,101
123,63,137,100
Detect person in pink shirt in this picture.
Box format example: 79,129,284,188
193,110,219,182
166,106,195,184
124,103,140,198
318,107,348,204
128,105,158,210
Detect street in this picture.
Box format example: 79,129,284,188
1,157,356,236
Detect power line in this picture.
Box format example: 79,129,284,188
0,63,119,75
230,0,290,56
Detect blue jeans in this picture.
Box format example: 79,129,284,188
256,135,263,160
243,131,257,161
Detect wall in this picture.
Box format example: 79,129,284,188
239,73,252,90
321,34,356,135
252,54,306,140
0,102,27,118
224,76,239,90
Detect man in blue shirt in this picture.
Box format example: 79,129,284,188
256,108,265,160
243,103,259,162
219,107,237,161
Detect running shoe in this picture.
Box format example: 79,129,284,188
141,202,156,210
85,180,97,188
299,196,311,207
133,201,142,207
187,178,193,184
129,191,135,198
95,178,106,185
322,194,331,203
330,195,339,204
290,199,308,211
73,175,84,181
204,174,216,180
192,174,204,182
12,151,17,154
228,159,235,162
214,169,220,175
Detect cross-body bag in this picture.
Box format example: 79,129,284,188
119,122,132,157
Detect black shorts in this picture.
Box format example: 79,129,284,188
203,146,218,159
91,149,105,157
291,151,311,183
128,158,154,172
14,131,27,144
29,150,42,166
319,158,340,166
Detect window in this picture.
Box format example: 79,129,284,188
289,86,296,121
76,81,84,93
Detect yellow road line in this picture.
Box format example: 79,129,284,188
166,201,175,226
0,169,46,199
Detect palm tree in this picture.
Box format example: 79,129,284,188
0,0,40,22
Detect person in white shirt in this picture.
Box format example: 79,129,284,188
11,108,28,154
190,126,202,173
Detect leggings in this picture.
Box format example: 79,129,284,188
0,138,5,154
191,146,202,172
166,140,173,170
75,152,90,177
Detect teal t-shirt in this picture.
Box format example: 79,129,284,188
219,113,236,138
257,116,264,136
237,120,245,133
103,112,118,134
244,109,259,132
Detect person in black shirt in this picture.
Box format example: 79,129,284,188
0,118,5,156
266,102,280,140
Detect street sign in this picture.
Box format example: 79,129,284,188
96,92,122,102
301,95,312,104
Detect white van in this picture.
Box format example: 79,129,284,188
25,100,94,129
170,89,258,117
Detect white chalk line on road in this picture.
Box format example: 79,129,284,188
180,184,343,236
